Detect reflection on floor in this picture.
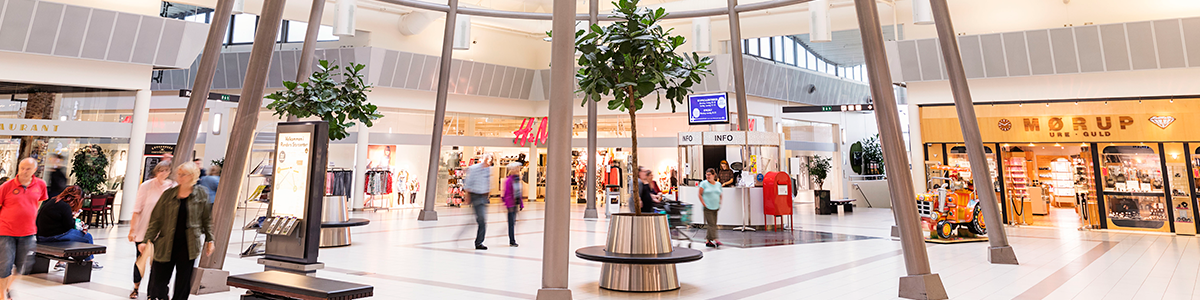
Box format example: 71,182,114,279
673,228,879,248
1014,207,1084,229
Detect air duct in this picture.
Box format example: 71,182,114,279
693,17,711,53
398,11,435,36
912,0,933,25
335,0,357,37
453,14,471,50
809,0,830,42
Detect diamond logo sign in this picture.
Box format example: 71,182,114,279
1149,116,1175,129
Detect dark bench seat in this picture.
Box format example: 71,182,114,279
575,246,703,264
30,241,106,284
817,198,856,214
227,271,373,300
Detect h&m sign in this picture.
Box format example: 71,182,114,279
1014,116,1135,138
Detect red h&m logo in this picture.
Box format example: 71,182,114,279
513,117,548,146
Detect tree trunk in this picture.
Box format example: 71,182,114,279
626,88,641,214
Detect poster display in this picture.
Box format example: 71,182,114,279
688,92,730,125
272,132,312,217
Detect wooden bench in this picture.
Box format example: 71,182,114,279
30,241,106,284
227,271,374,300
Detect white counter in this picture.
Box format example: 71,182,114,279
677,186,769,226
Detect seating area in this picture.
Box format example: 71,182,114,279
227,271,374,300
80,193,116,228
816,198,856,215
30,241,106,284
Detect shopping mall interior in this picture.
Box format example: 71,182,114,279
2,0,1200,299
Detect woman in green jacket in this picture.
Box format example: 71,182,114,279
143,163,213,300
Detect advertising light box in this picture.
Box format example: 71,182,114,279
688,92,730,125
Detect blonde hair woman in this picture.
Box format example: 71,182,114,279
143,163,213,300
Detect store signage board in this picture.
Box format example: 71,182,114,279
266,121,329,264
678,132,702,145
178,89,241,102
688,93,730,125
0,119,131,138
703,131,746,145
920,101,1191,143
513,117,548,146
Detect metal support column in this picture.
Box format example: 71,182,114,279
418,0,461,221
852,0,947,298
195,0,288,291
928,0,1017,265
535,0,575,297
170,0,234,171
288,0,328,122
583,0,600,220
726,0,749,130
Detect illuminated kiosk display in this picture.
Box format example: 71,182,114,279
261,121,330,270
676,131,783,228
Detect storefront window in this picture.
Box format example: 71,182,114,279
1100,144,1169,232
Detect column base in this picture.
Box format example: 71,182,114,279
190,267,230,295
988,245,1019,265
535,288,573,300
418,210,438,221
898,273,948,300
583,208,599,219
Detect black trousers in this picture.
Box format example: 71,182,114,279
133,242,143,284
146,258,195,300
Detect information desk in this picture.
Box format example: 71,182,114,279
677,186,768,226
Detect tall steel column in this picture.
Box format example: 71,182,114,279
288,0,328,122
583,0,599,220
726,0,749,130
418,0,461,221
170,0,234,171
199,0,288,271
852,0,947,298
535,0,575,298
929,0,1017,265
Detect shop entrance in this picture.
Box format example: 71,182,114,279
999,144,1093,229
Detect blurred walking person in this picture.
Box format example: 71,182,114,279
144,163,213,300
502,162,525,247
127,162,175,299
463,155,493,250
0,158,48,300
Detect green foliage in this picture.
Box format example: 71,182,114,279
804,155,832,190
573,0,714,113
860,134,884,175
570,0,712,213
71,145,109,196
266,60,383,140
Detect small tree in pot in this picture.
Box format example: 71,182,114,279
573,0,712,214
71,145,109,196
804,155,832,190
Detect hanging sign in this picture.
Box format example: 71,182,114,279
688,92,730,125
678,132,702,145
703,131,746,145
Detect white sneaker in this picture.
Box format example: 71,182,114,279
53,262,65,271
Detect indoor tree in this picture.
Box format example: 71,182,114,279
804,155,832,190
266,60,383,141
71,145,109,196
573,0,713,213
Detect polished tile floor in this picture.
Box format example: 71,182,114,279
8,202,1200,299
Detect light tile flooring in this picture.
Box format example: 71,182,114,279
8,202,1200,299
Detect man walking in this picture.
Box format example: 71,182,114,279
0,158,50,299
463,155,493,250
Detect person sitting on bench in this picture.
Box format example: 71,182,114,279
36,186,101,270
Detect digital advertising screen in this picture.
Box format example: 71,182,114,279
688,92,730,125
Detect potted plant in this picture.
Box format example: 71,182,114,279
805,155,833,213
71,145,109,196
266,60,383,141
574,0,712,214
860,134,884,175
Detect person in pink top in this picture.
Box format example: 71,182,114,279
0,158,49,300
501,162,525,247
125,162,176,299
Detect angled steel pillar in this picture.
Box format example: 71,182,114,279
583,0,599,220
535,0,576,298
288,0,328,122
852,0,947,298
726,0,749,130
418,0,461,221
929,0,1017,265
170,0,234,171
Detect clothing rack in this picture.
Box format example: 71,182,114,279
364,167,395,210
326,167,353,197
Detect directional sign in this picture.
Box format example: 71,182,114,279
179,89,241,102
782,104,874,113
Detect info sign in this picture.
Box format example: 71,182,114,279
688,92,730,125
272,132,312,218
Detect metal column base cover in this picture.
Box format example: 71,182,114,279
599,263,680,292
319,227,351,248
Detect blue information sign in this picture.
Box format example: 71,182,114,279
688,92,730,125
